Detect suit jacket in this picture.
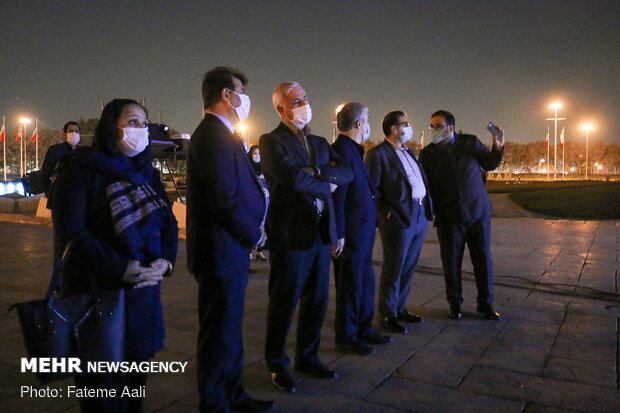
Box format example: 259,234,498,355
418,133,504,226
259,122,353,250
366,139,433,229
331,134,377,252
41,141,74,195
186,114,266,274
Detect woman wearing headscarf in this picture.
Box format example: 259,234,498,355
248,145,269,260
50,99,178,412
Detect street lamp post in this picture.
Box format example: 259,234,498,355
546,103,565,181
583,124,592,180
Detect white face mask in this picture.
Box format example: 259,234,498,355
117,127,149,157
430,127,453,144
229,90,251,122
67,132,80,146
289,104,312,128
401,125,414,143
253,154,261,163
361,121,371,142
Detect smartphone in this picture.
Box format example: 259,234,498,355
487,122,503,139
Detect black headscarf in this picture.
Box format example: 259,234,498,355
74,98,154,184
248,144,262,175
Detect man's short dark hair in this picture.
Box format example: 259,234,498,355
431,110,455,127
337,102,367,132
202,66,248,109
63,121,79,133
382,111,406,137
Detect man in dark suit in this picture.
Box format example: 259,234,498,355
186,66,274,412
366,111,432,334
260,81,353,393
418,110,504,320
331,102,393,355
40,121,81,196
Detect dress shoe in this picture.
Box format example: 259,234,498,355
294,362,338,379
364,331,394,344
379,315,408,334
477,305,501,320
448,306,462,319
231,398,275,412
336,340,375,355
256,251,267,261
397,308,424,323
270,371,296,392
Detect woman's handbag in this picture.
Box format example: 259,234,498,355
8,232,126,383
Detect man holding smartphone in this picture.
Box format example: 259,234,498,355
419,110,504,320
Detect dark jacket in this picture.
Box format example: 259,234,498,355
365,139,433,229
259,122,353,250
40,141,74,196
186,114,266,274
418,133,504,226
331,134,377,252
50,150,178,361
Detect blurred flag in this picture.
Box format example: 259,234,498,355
545,126,549,147
16,129,22,141
0,124,4,142
31,125,38,143
560,126,564,146
420,131,424,149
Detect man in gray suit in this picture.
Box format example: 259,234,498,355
365,111,433,334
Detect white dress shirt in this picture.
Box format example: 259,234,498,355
395,147,427,199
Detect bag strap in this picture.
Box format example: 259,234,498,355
44,230,90,300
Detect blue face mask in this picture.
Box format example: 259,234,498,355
431,127,452,144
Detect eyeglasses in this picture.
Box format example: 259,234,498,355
428,123,447,130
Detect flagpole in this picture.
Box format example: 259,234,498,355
546,126,550,181
19,125,23,176
35,118,39,169
2,116,5,181
562,127,565,181
24,122,28,175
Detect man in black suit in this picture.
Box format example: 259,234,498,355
187,66,274,412
419,110,504,320
331,102,393,355
366,111,432,334
260,81,353,392
40,121,81,196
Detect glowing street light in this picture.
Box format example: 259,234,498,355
546,102,565,181
583,124,593,180
19,117,31,176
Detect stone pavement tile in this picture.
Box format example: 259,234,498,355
568,301,620,318
498,298,566,323
143,356,196,412
522,404,580,413
460,365,620,412
550,313,616,363
323,334,430,399
544,356,615,388
396,323,504,387
365,376,524,413
477,319,562,375
162,326,198,356
577,265,617,293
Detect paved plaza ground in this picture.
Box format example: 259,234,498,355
0,218,618,412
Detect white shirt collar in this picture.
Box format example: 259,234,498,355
206,111,235,134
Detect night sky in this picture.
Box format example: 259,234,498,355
1,0,618,145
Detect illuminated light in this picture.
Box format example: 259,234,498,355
597,165,602,170
7,183,14,193
20,117,32,124
570,167,576,172
542,168,547,173
540,159,545,163
582,124,593,131
594,162,599,166
549,102,562,109
238,123,247,133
